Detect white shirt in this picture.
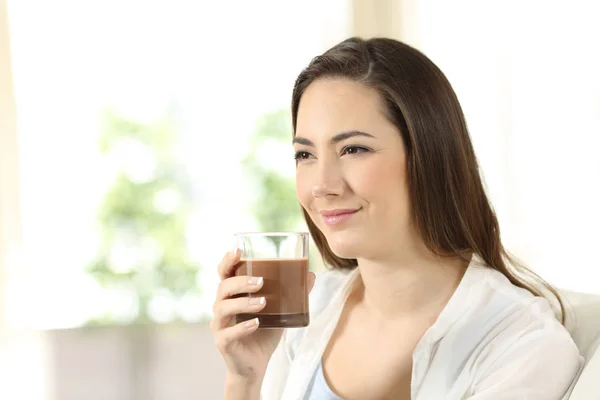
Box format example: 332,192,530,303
261,258,584,400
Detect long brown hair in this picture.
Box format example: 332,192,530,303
291,37,565,323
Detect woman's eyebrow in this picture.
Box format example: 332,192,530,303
292,130,375,147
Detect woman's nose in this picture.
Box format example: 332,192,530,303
311,160,344,198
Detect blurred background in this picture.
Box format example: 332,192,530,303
0,0,598,398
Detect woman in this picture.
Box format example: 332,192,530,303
211,37,583,399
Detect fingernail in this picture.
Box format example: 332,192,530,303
248,277,263,286
244,318,259,329
230,248,238,257
248,297,265,306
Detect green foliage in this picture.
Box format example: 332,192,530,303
86,109,200,325
249,109,295,144
242,110,302,233
241,110,324,271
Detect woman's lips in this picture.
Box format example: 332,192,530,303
320,209,360,226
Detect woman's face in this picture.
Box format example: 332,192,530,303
294,79,412,260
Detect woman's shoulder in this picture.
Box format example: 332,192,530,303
436,261,580,360
481,265,566,325
459,264,574,341
455,265,583,391
436,264,583,396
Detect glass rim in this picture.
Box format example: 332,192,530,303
233,231,308,237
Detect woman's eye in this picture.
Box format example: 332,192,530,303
341,145,369,156
294,151,312,160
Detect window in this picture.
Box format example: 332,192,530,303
8,0,351,330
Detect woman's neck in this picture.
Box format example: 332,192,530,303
354,249,469,321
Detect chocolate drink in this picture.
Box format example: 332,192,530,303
234,258,309,328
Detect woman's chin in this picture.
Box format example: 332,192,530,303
325,233,363,259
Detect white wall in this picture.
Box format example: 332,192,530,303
46,325,226,400
0,0,50,398
366,0,600,294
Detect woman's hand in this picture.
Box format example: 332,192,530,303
211,248,316,387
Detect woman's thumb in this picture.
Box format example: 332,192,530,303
307,271,316,293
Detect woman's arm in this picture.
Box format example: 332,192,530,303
224,374,262,400
223,330,292,400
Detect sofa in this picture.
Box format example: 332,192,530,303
562,290,600,399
